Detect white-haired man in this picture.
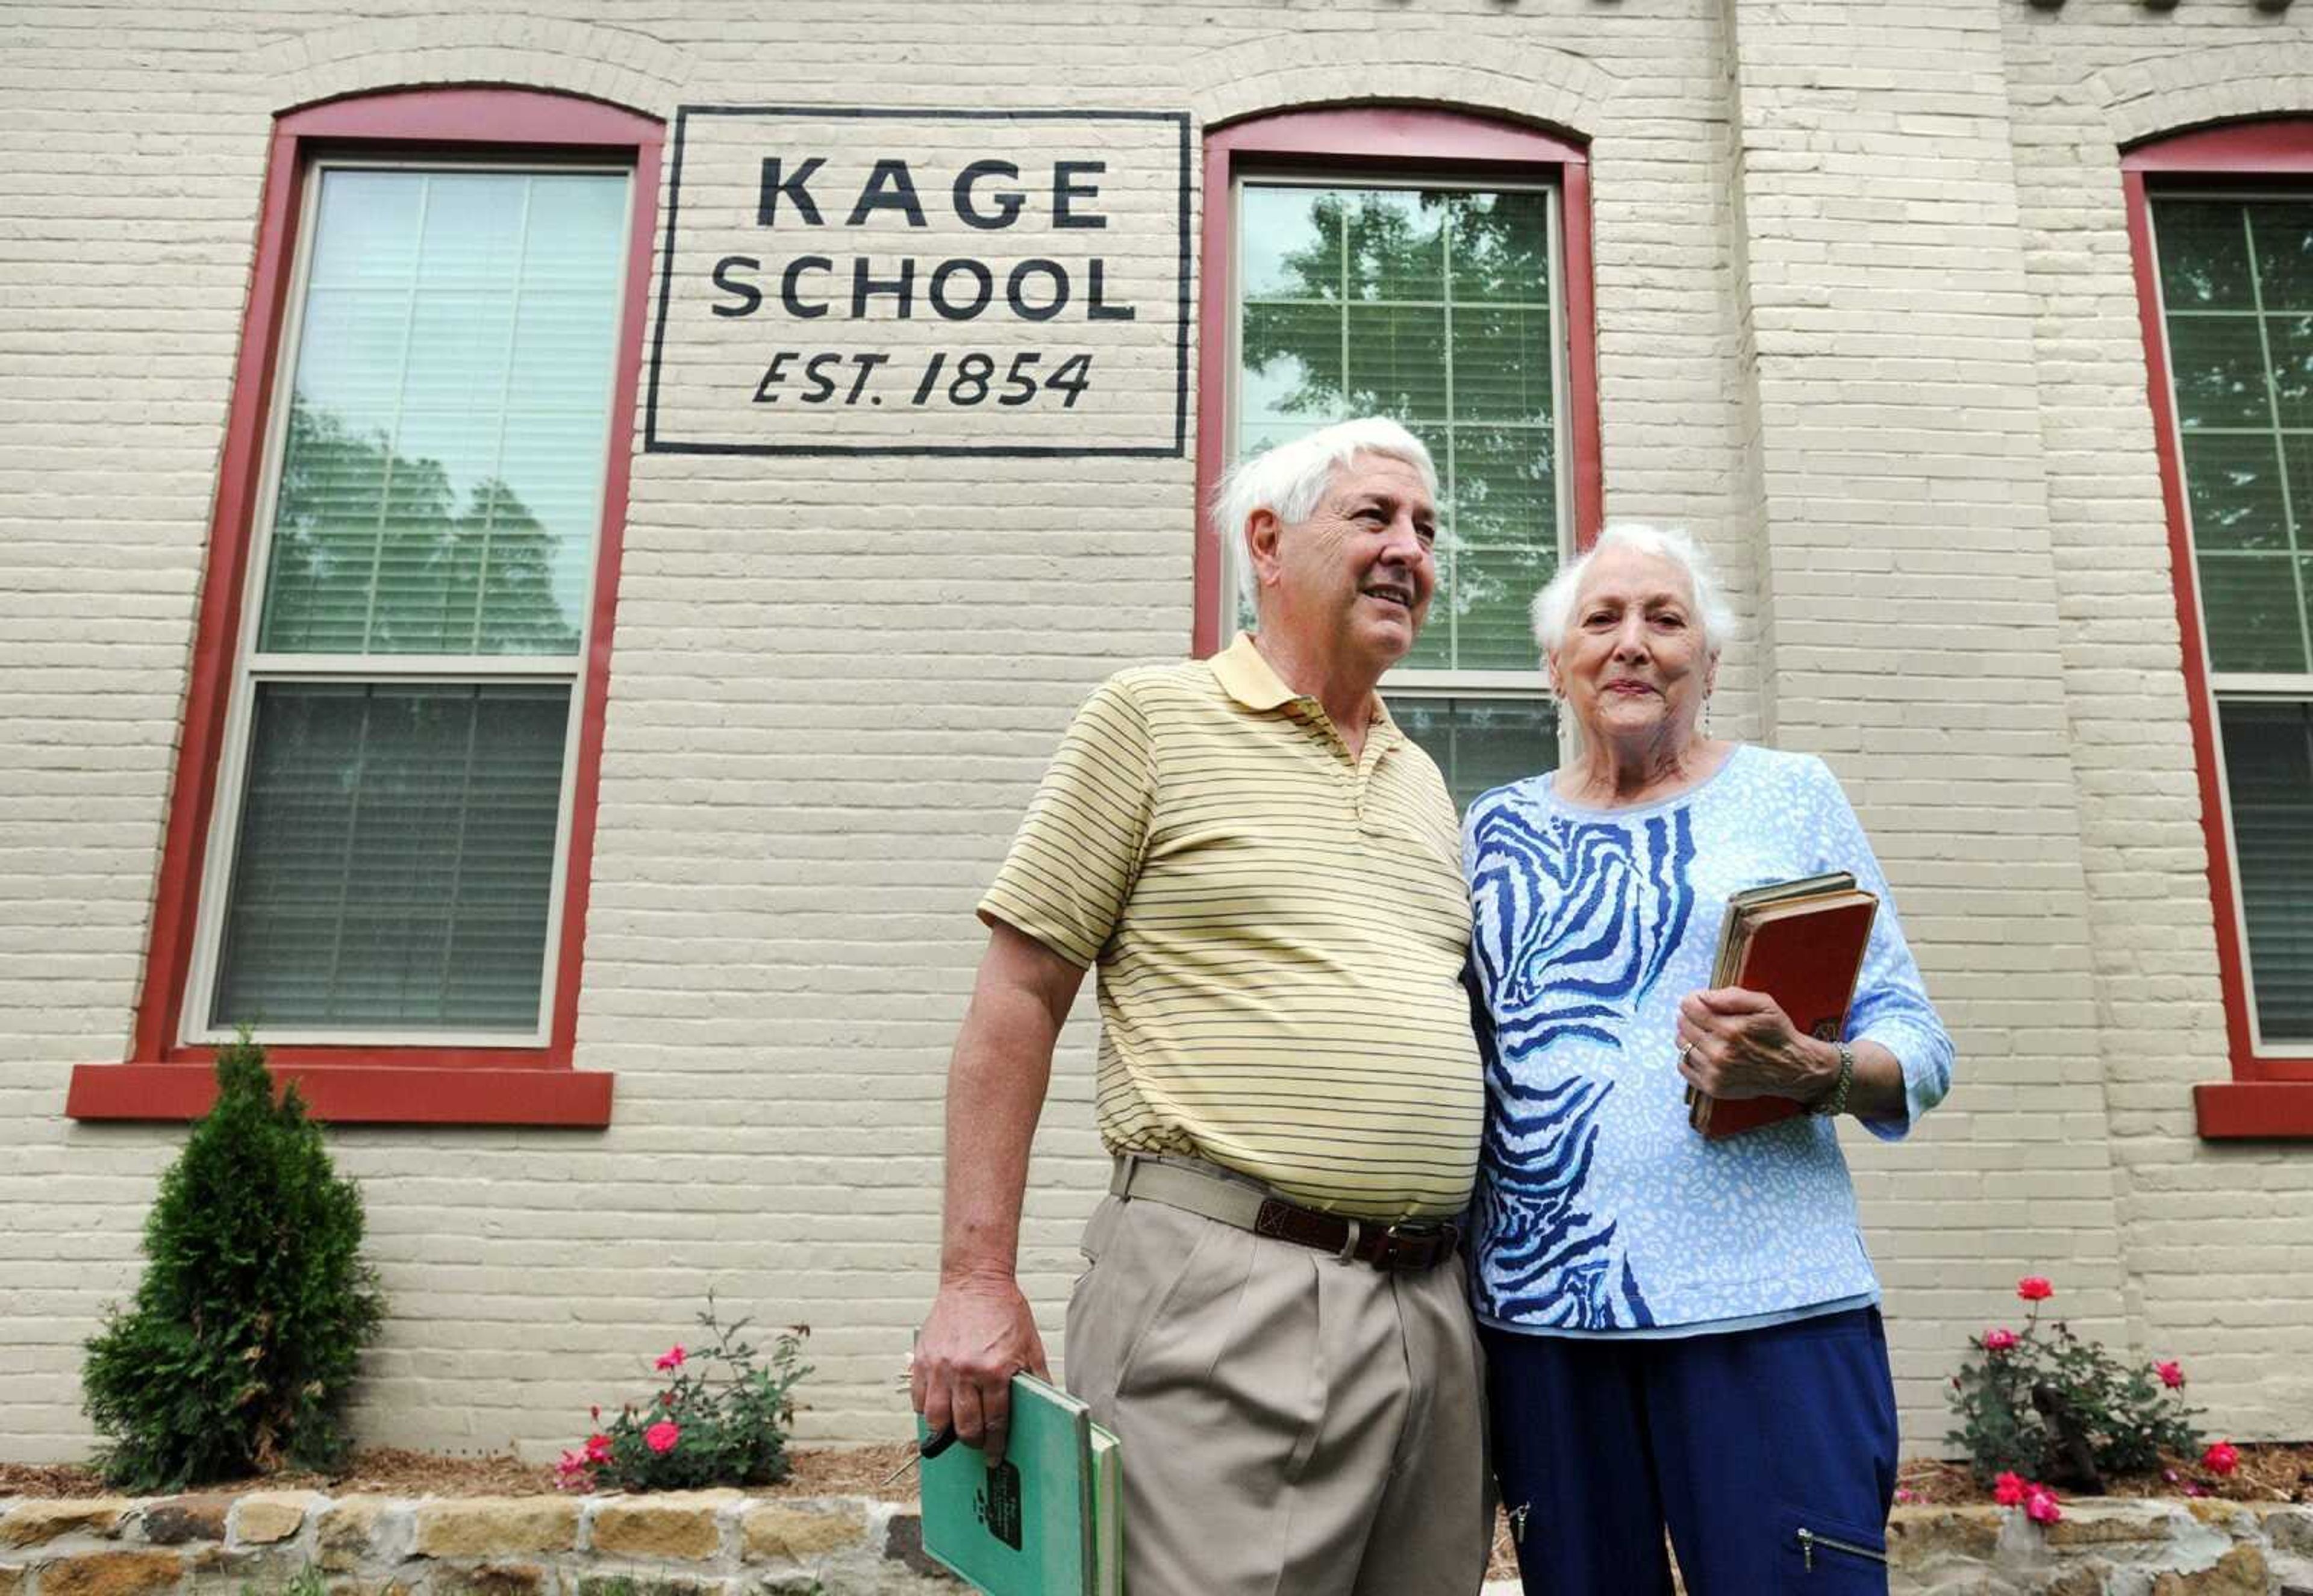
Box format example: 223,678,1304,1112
913,419,1490,1594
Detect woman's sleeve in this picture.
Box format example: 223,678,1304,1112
1806,757,1955,1141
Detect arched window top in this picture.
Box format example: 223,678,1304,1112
280,85,661,147
2124,116,2313,175
1206,104,1587,170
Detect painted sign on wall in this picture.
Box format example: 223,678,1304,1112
645,107,1190,457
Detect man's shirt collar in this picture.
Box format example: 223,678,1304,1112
1212,632,1401,743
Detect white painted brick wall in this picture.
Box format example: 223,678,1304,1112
1,0,2306,1465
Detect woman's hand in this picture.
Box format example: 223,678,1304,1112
1674,987,1840,1103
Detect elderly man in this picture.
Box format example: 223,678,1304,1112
911,417,1491,1595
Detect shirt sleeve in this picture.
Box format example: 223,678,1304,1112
976,675,1158,970
1804,757,1956,1141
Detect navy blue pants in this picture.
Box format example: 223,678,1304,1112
1484,1308,1900,1595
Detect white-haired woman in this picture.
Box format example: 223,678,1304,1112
1460,523,1955,1595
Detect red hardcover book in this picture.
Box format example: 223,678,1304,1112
1687,874,1879,1140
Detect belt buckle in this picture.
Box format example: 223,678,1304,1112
1375,1221,1456,1271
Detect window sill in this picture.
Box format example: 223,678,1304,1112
2193,1080,2313,1140
66,1062,613,1126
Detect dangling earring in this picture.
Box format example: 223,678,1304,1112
1704,694,1714,738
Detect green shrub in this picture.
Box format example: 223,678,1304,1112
82,1033,386,1490
1946,1274,2202,1486
557,1296,810,1492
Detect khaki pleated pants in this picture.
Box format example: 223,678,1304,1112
1063,1192,1491,1596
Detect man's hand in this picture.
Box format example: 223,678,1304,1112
1673,986,1838,1103
913,1273,1049,1464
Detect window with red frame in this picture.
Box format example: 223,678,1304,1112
68,90,657,1124
2127,119,2313,1133
1197,108,1600,811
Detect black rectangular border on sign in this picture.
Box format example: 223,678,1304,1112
643,105,1192,459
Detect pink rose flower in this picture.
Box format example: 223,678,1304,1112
2016,1276,2053,1303
2025,1488,2063,1525
1993,1471,2027,1506
655,1344,687,1371
1893,1487,1918,1505
2202,1440,2239,1476
1983,1327,2018,1353
585,1432,613,1464
645,1420,681,1455
2156,1361,2185,1389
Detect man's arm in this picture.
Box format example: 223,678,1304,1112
911,919,1088,1462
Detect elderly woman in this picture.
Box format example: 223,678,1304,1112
1462,522,1953,1595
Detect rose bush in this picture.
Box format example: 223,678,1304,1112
556,1295,810,1492
1947,1274,2203,1488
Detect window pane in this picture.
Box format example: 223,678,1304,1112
212,682,570,1030
1347,190,1444,302
258,168,626,656
2218,699,2313,1045
1447,190,1549,306
1235,179,1562,676
2155,199,2253,311
1452,305,1553,425
2164,314,2271,431
1393,696,1559,817
2267,313,2313,430
2200,556,2309,674
1444,426,1557,672
2181,432,2291,552
1239,185,1340,302
1241,302,1344,425
2248,201,2313,314
1346,303,1449,418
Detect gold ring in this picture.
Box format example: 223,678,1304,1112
1678,1041,1696,1066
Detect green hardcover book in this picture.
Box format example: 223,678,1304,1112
918,1374,1122,1596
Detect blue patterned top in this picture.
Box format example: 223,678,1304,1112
1462,744,1953,1335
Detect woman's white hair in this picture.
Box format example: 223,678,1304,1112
1210,419,1440,611
1530,522,1735,660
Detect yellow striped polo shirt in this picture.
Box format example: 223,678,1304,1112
979,632,1484,1220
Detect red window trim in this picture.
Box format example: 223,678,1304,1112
2122,116,2313,1138
1191,105,1603,657
66,88,663,1127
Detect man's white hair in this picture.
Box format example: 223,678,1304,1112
1529,522,1735,660
1210,419,1440,612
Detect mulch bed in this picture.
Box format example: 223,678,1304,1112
0,1443,929,1503
1891,1443,2313,1507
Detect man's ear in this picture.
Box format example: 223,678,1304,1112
1246,507,1284,594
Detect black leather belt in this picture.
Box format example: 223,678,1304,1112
1110,1153,1460,1273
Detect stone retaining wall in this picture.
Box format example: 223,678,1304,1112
0,1491,953,1596
5,1492,2312,1595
